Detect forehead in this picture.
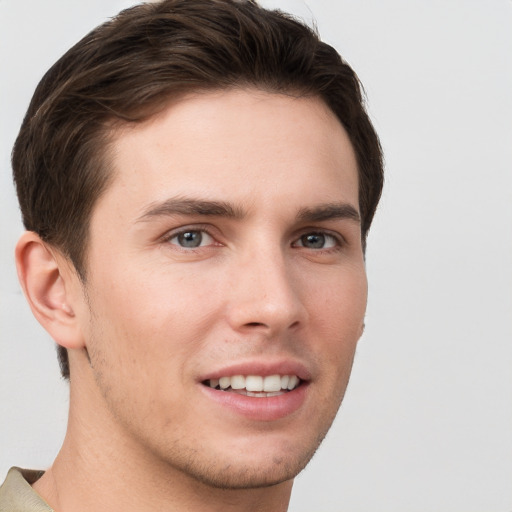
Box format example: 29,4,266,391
100,88,359,221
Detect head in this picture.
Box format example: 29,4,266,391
13,0,383,491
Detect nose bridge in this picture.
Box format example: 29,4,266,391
227,242,305,334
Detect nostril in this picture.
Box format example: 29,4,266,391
242,320,301,330
245,322,266,328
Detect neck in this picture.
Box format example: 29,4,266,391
33,365,293,512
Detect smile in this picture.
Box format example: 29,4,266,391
204,374,301,397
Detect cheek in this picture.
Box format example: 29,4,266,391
312,265,367,329
308,266,367,369
86,264,223,376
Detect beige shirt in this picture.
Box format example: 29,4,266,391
0,468,52,512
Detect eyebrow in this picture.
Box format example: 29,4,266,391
137,197,246,222
296,203,361,224
137,197,360,225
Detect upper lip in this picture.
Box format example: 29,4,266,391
199,359,312,383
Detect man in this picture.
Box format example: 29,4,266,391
0,0,383,510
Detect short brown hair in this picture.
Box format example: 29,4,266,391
12,0,384,378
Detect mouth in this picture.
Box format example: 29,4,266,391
202,374,301,398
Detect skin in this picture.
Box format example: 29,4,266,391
18,88,367,512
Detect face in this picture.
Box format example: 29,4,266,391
76,89,367,489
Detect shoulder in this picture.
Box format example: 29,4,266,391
0,468,52,512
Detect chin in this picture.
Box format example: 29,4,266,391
163,430,327,491
176,458,304,490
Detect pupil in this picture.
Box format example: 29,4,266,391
303,233,325,248
178,231,202,248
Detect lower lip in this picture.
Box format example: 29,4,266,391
200,383,309,421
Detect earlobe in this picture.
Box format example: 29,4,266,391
15,231,85,350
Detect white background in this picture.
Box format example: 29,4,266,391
1,1,511,510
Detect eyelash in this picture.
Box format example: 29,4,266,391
292,231,342,251
162,226,344,252
163,226,219,251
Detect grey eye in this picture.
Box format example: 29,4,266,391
178,231,202,247
300,233,326,249
295,232,338,249
170,230,213,248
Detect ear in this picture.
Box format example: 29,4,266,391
15,231,86,350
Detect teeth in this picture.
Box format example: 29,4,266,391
230,375,245,390
245,375,263,392
287,375,299,390
219,376,230,389
263,375,281,392
246,391,264,397
206,374,301,393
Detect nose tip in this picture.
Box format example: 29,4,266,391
229,297,304,336
226,258,306,336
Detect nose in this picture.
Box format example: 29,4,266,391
225,247,307,337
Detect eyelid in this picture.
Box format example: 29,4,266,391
292,228,345,249
161,224,221,247
159,224,346,251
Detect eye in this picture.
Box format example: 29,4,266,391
294,232,339,250
168,229,215,248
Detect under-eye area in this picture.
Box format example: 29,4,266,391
203,374,302,397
